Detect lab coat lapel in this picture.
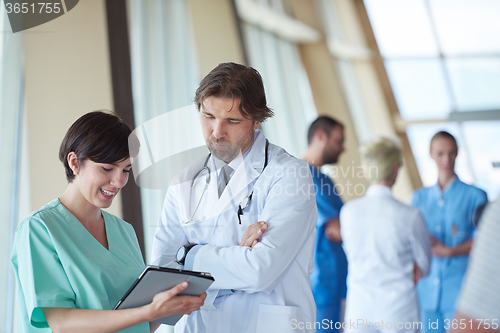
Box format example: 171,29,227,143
213,132,266,215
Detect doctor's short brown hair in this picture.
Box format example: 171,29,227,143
194,62,274,123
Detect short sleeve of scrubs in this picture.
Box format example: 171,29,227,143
13,216,75,328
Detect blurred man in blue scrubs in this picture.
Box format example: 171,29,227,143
303,116,348,332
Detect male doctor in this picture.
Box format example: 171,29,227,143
152,62,318,333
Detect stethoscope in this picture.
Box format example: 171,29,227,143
183,140,269,225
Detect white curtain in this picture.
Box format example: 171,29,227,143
127,0,200,267
241,0,318,158
315,0,373,144
0,6,25,333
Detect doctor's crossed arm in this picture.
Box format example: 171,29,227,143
155,156,318,293
239,221,268,248
189,158,317,293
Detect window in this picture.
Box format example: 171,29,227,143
237,0,319,158
127,0,200,268
365,0,500,199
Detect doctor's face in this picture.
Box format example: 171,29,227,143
430,137,457,176
200,96,259,163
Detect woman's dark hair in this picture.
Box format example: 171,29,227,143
59,110,136,182
194,62,274,123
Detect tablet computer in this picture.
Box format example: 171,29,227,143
113,265,214,325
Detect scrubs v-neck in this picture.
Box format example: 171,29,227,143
12,199,148,333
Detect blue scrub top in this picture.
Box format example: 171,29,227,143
309,165,348,306
412,177,487,312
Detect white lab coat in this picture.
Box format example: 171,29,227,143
152,131,318,333
340,185,431,333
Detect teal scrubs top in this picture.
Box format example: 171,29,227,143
11,199,148,333
412,177,487,313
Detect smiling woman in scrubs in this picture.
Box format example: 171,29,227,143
412,131,487,333
11,111,206,333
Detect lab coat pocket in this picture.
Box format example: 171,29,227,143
256,304,305,333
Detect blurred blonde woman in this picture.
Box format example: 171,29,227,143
340,137,431,333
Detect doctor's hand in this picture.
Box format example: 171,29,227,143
240,221,268,248
147,282,207,321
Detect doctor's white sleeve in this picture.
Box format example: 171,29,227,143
191,160,318,294
151,186,188,266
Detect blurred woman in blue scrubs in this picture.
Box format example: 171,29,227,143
412,131,487,332
11,111,206,333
